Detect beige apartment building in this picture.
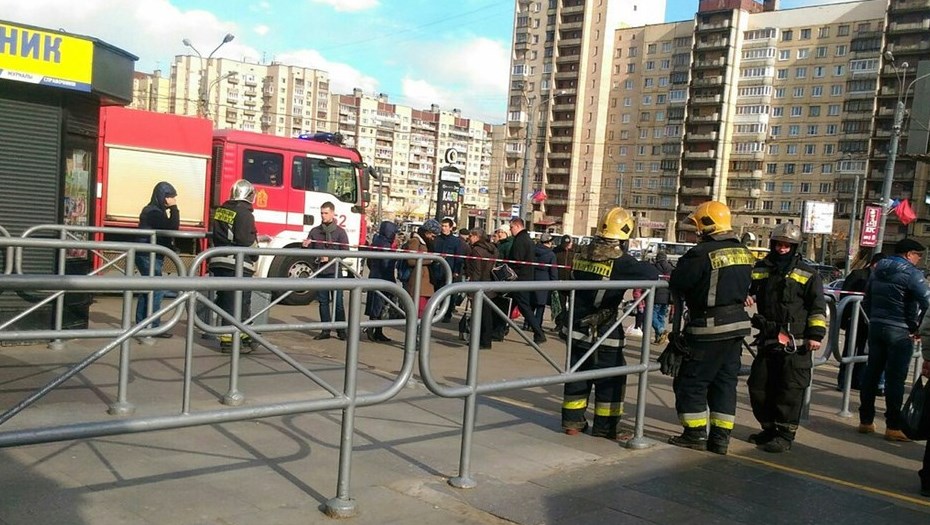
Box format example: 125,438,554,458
130,71,171,113
504,0,666,235
169,57,332,136
333,90,493,227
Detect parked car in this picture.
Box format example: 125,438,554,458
824,278,844,302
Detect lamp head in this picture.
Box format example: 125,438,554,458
222,33,235,44
182,38,193,47
884,50,895,62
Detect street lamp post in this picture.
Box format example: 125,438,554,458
519,94,535,229
875,53,930,250
182,33,235,118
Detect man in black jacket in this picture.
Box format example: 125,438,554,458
302,201,350,341
837,252,885,391
561,207,659,439
210,180,259,353
136,181,180,335
509,218,546,343
746,223,826,453
666,201,754,455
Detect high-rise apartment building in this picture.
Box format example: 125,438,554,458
130,70,171,113
169,57,331,135
333,90,493,227
504,0,666,235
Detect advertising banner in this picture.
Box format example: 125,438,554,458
860,205,882,247
0,22,94,92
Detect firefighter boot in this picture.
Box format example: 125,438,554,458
668,427,707,451
748,424,777,446
707,427,730,455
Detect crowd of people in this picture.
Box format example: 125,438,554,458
135,181,930,498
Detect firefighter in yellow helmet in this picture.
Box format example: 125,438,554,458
561,207,659,440
660,201,754,454
745,223,826,452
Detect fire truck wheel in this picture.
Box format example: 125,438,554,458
269,255,316,306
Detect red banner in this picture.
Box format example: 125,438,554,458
860,205,882,247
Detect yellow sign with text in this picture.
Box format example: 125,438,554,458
0,21,94,91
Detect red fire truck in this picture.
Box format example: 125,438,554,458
96,107,370,304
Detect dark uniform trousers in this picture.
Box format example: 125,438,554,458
672,338,741,433
748,348,811,441
212,267,254,328
562,339,626,437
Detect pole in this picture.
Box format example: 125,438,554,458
844,172,860,276
875,99,904,251
519,97,534,230
376,168,383,226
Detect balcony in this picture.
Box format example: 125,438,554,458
888,19,930,33
690,113,720,123
891,0,930,12
730,150,765,160
727,187,762,198
683,168,713,177
696,39,729,50
697,20,731,32
693,58,724,69
693,76,723,87
691,94,722,105
886,41,930,54
681,186,712,196
686,131,718,141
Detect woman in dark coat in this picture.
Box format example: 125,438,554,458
531,234,558,329
365,220,397,342
466,229,499,349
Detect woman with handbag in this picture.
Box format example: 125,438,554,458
365,221,397,342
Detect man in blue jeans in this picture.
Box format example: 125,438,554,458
303,201,348,341
859,238,930,441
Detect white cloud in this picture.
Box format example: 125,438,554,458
310,0,380,12
275,49,379,94
250,1,272,12
254,24,270,36
401,78,448,108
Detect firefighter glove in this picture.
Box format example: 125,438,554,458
657,333,689,377
580,308,616,330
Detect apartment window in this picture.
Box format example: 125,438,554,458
779,50,790,60
622,114,631,123
661,59,671,69
838,25,849,36
818,26,830,38
772,107,784,117
670,89,686,102
770,125,781,136
624,79,634,89
782,180,794,190
656,110,665,121
640,112,651,122
662,41,673,53
793,87,805,97
835,45,847,57
797,48,810,59
813,66,825,78
646,60,655,70
659,77,669,87
820,182,832,192
812,86,823,97
763,200,773,210
781,201,792,212
800,28,811,40
769,144,780,154
623,97,632,107
657,94,667,104
644,78,654,88
787,144,798,154
796,67,807,79
809,106,821,117
647,43,657,54
777,69,788,79
807,125,818,135
628,46,638,57
627,63,636,73
782,30,793,41
765,181,776,191
804,144,816,155
831,84,843,96
826,124,837,134
640,128,648,139
850,59,879,73
789,125,800,136
675,37,690,47
802,165,814,176
620,130,629,139
775,87,785,98
790,106,803,117
823,144,834,155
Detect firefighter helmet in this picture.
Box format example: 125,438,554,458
597,207,635,240
230,179,255,204
686,201,732,235
771,223,802,245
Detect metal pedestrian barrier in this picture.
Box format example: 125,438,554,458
417,279,663,489
0,236,426,519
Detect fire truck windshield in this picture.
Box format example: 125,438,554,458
292,157,359,204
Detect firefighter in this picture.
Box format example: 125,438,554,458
561,207,659,440
661,201,754,454
210,179,259,353
746,223,826,453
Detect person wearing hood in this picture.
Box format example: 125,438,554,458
365,221,397,342
532,234,558,329
745,223,826,453
859,238,930,442
135,181,180,335
465,229,500,349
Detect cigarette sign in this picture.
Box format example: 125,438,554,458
860,205,882,247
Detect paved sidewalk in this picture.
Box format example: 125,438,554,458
0,297,928,524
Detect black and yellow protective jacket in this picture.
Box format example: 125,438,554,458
669,234,754,341
750,254,827,342
209,199,258,273
563,240,659,348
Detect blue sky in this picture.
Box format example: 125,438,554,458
5,0,850,124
